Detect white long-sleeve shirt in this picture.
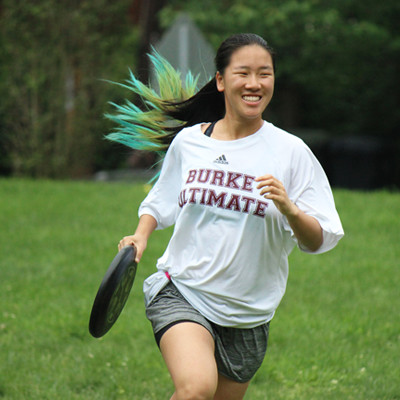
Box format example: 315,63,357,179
139,122,344,328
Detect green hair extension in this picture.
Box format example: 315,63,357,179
104,49,199,161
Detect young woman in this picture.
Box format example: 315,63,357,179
114,33,344,400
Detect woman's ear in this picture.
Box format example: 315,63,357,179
216,71,224,92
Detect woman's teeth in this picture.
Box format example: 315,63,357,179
243,96,261,102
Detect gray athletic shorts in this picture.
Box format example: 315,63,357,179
145,281,269,383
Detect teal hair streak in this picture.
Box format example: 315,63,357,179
104,49,200,177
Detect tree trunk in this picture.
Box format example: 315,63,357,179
131,0,167,83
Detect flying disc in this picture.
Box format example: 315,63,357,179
89,245,137,338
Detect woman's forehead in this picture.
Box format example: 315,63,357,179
228,45,274,69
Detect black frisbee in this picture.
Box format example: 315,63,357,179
89,245,138,338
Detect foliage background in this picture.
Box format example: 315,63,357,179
161,0,400,136
0,0,399,184
0,0,139,177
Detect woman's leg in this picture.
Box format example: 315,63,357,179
160,322,218,400
214,374,250,400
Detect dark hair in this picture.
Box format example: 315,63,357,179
165,33,275,134
216,33,275,75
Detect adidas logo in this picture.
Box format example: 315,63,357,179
214,154,229,165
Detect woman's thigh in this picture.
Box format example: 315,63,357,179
160,322,218,400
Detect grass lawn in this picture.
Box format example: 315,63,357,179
0,179,399,399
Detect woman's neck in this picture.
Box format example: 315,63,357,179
212,117,264,141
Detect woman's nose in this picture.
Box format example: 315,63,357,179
246,75,261,89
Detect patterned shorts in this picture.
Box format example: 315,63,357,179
145,281,270,383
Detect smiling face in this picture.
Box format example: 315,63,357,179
216,44,275,123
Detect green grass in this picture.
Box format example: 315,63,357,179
0,179,399,399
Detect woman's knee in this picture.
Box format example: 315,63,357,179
174,379,217,400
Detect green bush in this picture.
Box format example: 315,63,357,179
0,1,138,178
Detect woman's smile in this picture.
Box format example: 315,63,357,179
242,95,263,105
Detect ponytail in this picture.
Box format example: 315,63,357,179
164,78,225,131
105,50,222,155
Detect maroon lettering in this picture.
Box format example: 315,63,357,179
186,169,197,184
241,196,256,213
225,194,241,212
211,170,225,186
178,189,188,207
198,169,212,183
253,200,269,217
225,171,243,189
206,189,227,208
200,188,208,204
241,174,255,192
180,186,269,219
188,187,201,203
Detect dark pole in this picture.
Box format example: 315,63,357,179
130,0,167,83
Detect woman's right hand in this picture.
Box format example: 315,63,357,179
118,214,157,263
118,234,147,263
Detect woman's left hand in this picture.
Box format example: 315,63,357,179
255,174,323,251
255,174,297,217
